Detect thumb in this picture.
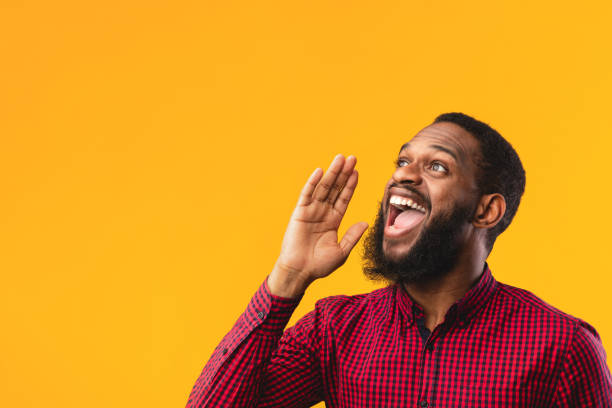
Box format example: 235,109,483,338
339,222,369,258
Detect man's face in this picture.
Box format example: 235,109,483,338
363,122,483,284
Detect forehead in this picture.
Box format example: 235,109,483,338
399,121,480,165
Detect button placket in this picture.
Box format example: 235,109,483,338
417,325,437,408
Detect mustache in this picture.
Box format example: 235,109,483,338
387,183,431,210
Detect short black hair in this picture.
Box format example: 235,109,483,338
433,112,526,252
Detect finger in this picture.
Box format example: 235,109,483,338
339,221,369,258
326,155,356,205
296,167,323,207
333,169,358,216
313,154,345,202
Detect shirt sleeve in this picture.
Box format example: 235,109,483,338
552,319,612,407
185,276,324,408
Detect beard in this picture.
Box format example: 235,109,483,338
362,198,475,285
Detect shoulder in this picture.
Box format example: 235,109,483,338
495,280,602,341
312,285,395,329
314,284,393,312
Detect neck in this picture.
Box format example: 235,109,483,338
402,248,486,332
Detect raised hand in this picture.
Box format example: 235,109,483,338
268,154,369,298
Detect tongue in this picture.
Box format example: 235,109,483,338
393,209,425,231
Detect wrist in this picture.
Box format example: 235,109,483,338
268,264,311,299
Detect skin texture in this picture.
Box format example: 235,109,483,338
268,121,506,332
362,187,476,289
379,122,506,330
268,154,369,298
382,123,482,262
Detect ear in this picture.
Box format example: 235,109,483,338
472,193,506,229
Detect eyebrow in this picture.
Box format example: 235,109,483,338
398,142,459,162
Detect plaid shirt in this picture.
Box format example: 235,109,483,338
186,265,612,407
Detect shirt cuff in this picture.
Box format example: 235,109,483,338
243,275,304,336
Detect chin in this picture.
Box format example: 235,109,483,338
382,238,416,263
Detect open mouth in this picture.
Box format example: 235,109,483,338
384,194,427,238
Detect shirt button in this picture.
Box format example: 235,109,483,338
419,400,428,407
257,311,265,319
426,343,434,352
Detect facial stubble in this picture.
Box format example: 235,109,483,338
362,198,475,285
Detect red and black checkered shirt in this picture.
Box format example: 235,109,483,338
186,264,612,407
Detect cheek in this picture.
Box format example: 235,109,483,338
427,187,449,212
429,180,474,210
384,179,394,191
381,180,393,209
454,183,480,215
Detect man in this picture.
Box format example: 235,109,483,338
186,113,612,407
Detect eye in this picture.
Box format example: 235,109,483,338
431,162,448,173
395,158,409,167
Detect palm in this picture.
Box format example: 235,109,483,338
276,155,369,281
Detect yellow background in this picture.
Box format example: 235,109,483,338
1,1,611,406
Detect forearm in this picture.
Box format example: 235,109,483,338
186,331,285,407
187,154,363,407
185,277,304,408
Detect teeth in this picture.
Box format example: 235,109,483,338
389,194,426,214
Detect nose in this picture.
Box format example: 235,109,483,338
392,162,423,186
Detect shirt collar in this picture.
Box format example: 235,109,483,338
394,262,498,327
